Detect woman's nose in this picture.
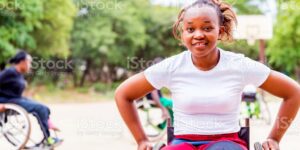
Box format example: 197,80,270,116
194,30,204,39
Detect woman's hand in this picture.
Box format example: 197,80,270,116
0,104,5,112
138,140,153,150
262,138,279,150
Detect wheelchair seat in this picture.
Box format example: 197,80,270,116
153,118,263,150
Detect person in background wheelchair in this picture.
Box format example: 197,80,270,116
115,0,300,149
0,51,63,147
145,90,173,127
242,85,259,117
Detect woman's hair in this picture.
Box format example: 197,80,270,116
173,0,237,41
9,51,29,64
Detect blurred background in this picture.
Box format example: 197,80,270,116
0,0,300,149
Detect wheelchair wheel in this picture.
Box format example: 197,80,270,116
23,113,48,149
0,104,31,150
136,99,170,142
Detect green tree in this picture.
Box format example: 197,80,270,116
218,0,263,59
32,0,76,57
267,0,300,80
71,0,148,86
0,0,76,70
0,0,43,69
229,0,262,15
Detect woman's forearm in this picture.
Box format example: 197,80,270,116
268,93,300,142
115,95,148,144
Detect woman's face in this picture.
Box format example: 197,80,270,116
19,55,32,73
181,6,222,58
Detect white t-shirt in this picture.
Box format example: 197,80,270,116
144,49,270,135
243,84,257,94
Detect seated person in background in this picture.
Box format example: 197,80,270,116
0,51,62,146
145,89,173,127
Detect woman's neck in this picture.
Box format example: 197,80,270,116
191,48,220,71
14,65,23,74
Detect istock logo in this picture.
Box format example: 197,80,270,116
31,57,73,70
0,0,25,11
75,0,123,10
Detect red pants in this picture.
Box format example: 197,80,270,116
162,132,248,150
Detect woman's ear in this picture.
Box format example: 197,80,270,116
218,26,225,40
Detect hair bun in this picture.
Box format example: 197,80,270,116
9,50,28,64
9,58,17,64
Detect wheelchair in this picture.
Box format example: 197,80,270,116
0,103,30,149
153,118,264,150
136,98,172,142
0,103,60,150
241,90,271,125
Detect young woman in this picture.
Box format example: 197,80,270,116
115,0,300,149
0,51,62,146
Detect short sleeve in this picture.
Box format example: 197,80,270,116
242,57,271,87
144,58,172,89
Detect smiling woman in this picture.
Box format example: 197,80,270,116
172,0,236,71
115,0,300,150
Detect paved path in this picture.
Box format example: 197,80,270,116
1,101,299,150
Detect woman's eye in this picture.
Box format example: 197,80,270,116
203,27,213,31
187,28,194,33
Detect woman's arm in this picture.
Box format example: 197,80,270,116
115,72,155,146
259,71,300,149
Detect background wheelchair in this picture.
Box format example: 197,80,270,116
153,118,264,150
241,90,271,125
0,103,60,150
0,103,30,149
136,98,172,142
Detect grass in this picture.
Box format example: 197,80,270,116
24,86,115,104
24,85,281,104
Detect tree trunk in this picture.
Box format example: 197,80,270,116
295,66,300,82
72,69,78,87
80,59,91,87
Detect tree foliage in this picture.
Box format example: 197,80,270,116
267,0,300,78
0,0,76,67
